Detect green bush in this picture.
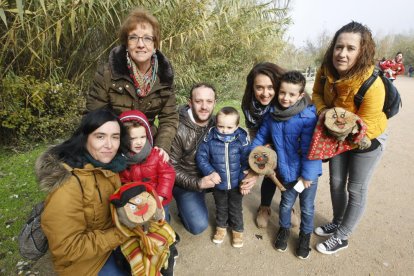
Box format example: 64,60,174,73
0,73,85,147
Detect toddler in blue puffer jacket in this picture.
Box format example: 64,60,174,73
196,106,249,248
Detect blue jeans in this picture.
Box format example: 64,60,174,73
279,179,318,234
98,250,129,276
173,186,209,235
329,144,385,240
164,204,170,223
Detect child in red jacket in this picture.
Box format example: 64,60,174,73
119,110,176,220
379,52,405,81
119,110,178,275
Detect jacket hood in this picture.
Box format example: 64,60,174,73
178,105,215,131
119,109,153,146
35,149,72,193
109,45,174,87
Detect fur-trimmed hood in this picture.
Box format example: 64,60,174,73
108,45,174,88
35,149,72,194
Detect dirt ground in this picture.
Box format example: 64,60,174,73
33,76,414,275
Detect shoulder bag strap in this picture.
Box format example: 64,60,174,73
354,69,379,109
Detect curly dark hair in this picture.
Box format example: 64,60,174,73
323,21,375,79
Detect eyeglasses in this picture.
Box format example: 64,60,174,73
128,35,154,46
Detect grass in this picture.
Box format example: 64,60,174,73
0,145,47,274
0,99,244,275
0,82,317,273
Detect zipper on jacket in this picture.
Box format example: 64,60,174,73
225,142,231,189
93,173,103,203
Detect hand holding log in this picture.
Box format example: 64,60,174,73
248,146,286,192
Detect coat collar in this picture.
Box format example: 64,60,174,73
108,45,174,87
204,126,249,146
324,65,374,89
36,149,118,194
178,105,215,131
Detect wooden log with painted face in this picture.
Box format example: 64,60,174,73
247,145,286,192
324,107,371,148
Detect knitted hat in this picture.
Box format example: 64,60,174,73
119,110,153,146
109,182,153,208
109,182,165,234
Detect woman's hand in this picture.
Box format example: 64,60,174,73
155,147,170,162
240,170,258,195
208,172,221,185
199,175,217,189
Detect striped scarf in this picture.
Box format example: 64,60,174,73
126,51,158,98
121,221,175,276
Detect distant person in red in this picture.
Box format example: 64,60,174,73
379,52,405,81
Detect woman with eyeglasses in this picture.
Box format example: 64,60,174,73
87,7,177,162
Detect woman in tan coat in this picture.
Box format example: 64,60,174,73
312,21,388,255
37,109,131,275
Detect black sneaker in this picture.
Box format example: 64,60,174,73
171,243,179,260
174,232,181,244
316,236,348,255
274,227,290,252
296,232,311,259
161,244,177,276
314,222,338,237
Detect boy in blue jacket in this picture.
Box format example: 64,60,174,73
196,107,249,248
250,71,322,259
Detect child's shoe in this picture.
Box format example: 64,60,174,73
231,230,243,248
212,227,227,244
274,227,290,252
296,231,311,259
256,206,271,228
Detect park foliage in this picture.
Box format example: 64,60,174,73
0,0,291,147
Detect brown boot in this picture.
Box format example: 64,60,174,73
291,207,299,228
212,227,227,244
256,206,271,228
231,230,243,248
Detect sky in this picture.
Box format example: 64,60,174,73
287,0,413,48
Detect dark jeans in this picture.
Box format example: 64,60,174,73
213,188,243,232
98,249,130,276
261,176,276,207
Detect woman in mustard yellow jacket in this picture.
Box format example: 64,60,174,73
311,22,388,255
37,109,131,275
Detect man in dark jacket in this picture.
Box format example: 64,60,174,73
170,83,217,235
